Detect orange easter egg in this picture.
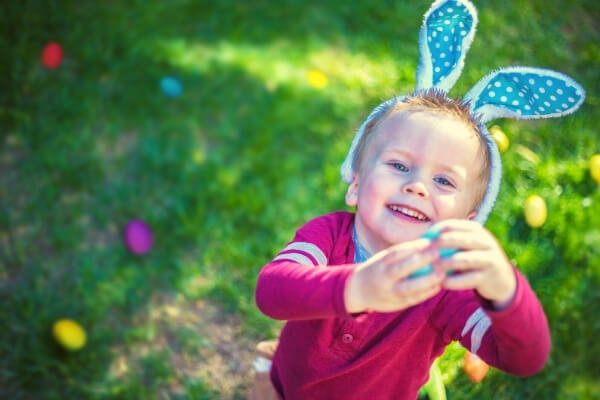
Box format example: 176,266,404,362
463,352,489,383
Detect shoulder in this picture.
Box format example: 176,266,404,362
278,211,355,265
297,211,354,239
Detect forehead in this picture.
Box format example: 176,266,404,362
368,110,483,168
372,110,477,147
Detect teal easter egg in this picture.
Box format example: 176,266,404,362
410,264,434,278
160,76,182,97
409,226,458,279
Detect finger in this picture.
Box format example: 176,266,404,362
369,238,432,265
376,238,435,268
385,238,435,259
443,270,485,291
431,231,491,252
432,251,491,273
396,269,445,290
405,283,443,305
394,274,444,303
387,248,440,280
431,219,483,232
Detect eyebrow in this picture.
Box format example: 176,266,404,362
381,148,463,177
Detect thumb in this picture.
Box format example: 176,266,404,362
385,238,434,259
369,238,431,266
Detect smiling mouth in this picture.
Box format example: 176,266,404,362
388,205,430,221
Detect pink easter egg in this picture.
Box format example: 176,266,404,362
124,220,153,254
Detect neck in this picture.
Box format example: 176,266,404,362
353,216,385,256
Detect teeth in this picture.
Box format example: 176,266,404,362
390,205,428,221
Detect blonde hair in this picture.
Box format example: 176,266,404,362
352,89,491,211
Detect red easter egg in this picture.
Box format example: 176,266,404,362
42,42,63,69
124,220,153,254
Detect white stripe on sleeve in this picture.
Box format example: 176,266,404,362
281,242,328,265
470,316,492,354
461,307,492,355
461,307,486,337
272,252,314,265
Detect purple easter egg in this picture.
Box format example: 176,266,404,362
124,220,153,254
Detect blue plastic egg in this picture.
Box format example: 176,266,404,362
160,76,182,98
409,226,458,279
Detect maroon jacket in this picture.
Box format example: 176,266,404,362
256,211,551,399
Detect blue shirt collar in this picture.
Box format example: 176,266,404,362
353,223,371,263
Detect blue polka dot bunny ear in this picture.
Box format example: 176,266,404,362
416,0,478,92
464,66,585,123
465,67,584,224
340,0,478,184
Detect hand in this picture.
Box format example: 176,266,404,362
430,219,517,307
344,239,445,313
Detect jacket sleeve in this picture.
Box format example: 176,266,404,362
431,266,551,376
255,214,356,321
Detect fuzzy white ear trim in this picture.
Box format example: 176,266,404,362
416,0,478,92
465,66,585,123
473,125,502,225
340,97,401,183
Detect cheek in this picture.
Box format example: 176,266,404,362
434,194,461,217
361,174,391,201
437,193,475,218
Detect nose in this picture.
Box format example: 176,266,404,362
402,180,429,198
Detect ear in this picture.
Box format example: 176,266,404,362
464,66,585,123
416,0,478,92
345,176,360,207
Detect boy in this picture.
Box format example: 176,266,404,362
254,90,550,399
252,0,586,396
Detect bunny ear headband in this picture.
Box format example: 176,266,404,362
340,0,585,224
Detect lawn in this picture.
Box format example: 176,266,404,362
1,0,599,399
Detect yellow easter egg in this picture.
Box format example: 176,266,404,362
489,125,509,153
306,69,328,89
590,155,600,184
53,319,87,350
524,195,547,228
193,148,205,164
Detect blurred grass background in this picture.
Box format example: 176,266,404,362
1,0,599,399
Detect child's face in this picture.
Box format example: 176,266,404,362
346,111,484,254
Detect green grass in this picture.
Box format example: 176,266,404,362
1,0,599,399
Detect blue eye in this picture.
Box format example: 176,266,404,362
391,162,409,172
435,177,454,187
